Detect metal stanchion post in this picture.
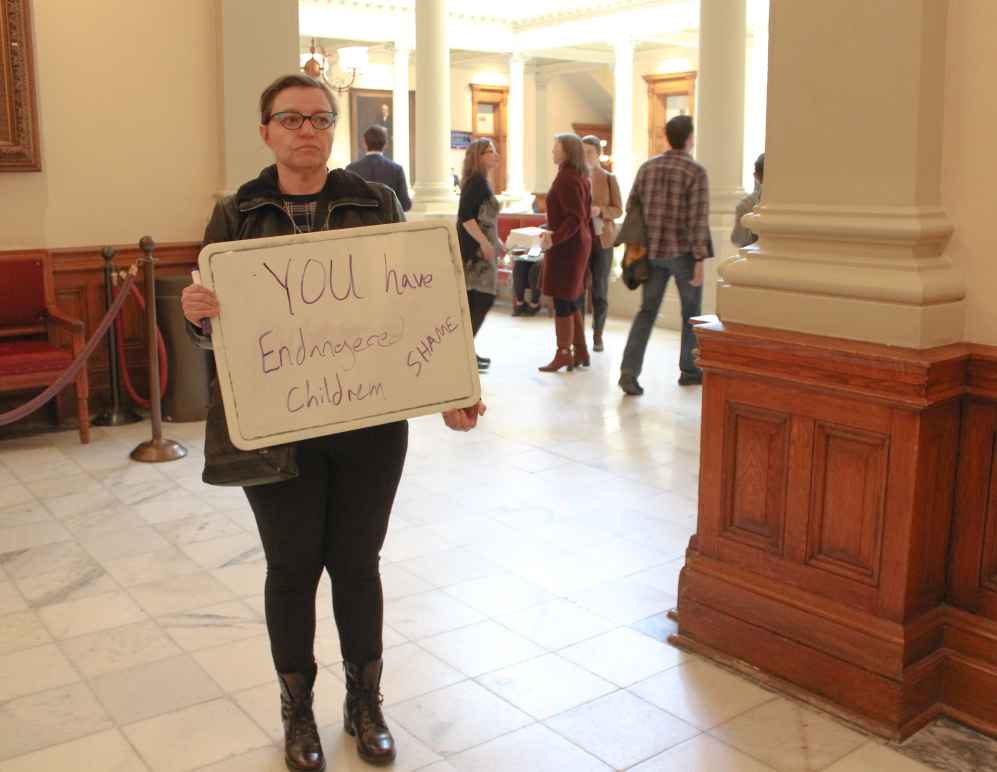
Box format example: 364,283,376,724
130,237,187,463
94,246,142,427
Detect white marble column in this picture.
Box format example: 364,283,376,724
219,0,299,195
506,54,527,204
535,74,550,192
718,0,964,348
411,0,455,211
392,45,411,184
697,0,747,224
611,38,636,199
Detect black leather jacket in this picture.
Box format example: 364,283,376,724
192,165,405,486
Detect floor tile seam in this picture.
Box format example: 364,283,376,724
60,602,199,678
561,648,686,692
621,678,780,734
120,694,274,772
538,693,706,770
486,604,622,651
618,733,779,772
451,717,616,771
471,668,620,723
31,581,143,639
0,727,154,772
462,594,555,621
0,570,32,609
703,714,862,772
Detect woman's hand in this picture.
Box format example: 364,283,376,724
181,284,220,325
539,232,553,251
442,401,487,431
480,242,496,262
591,205,602,217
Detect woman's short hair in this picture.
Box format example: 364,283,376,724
460,138,495,189
555,133,589,177
665,115,694,149
259,73,339,125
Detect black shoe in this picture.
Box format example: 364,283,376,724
678,372,703,386
618,374,644,396
512,305,525,317
343,659,396,766
279,668,325,771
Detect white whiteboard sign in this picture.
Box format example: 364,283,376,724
198,221,480,450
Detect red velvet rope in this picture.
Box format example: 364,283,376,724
112,281,168,409
0,270,140,427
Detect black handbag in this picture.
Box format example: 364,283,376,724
201,379,299,487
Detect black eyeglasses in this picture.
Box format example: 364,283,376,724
269,111,337,130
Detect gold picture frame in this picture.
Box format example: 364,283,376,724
1,0,42,171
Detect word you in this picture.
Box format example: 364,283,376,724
262,254,434,317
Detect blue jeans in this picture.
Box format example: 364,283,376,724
620,254,702,378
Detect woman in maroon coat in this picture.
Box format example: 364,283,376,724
539,133,593,372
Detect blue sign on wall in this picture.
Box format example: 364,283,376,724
451,131,473,150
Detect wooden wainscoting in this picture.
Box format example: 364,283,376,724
0,242,199,430
672,320,997,740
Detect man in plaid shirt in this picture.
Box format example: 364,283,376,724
619,115,709,395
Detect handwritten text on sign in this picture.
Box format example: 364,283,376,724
199,221,480,450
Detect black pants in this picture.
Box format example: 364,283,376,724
467,289,494,336
588,242,613,336
243,421,408,674
513,261,540,304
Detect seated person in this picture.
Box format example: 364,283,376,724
512,258,542,316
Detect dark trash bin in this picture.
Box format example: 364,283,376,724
156,274,211,422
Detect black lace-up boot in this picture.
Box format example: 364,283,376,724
278,667,325,771
343,658,396,766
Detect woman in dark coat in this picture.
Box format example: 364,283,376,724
539,133,593,372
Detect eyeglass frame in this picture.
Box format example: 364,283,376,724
267,111,339,130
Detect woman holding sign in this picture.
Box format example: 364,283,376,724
457,138,503,372
538,134,593,372
181,73,484,772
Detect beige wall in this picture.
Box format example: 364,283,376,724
0,0,223,249
944,0,997,346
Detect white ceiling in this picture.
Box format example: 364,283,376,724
300,0,701,28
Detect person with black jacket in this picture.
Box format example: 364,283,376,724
346,124,412,211
180,73,484,772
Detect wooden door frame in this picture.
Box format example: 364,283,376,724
470,84,508,193
644,71,697,154
572,122,613,171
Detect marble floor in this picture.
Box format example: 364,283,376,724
0,310,993,771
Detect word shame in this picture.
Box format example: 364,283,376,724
407,316,460,377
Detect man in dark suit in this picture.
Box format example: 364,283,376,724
346,125,411,211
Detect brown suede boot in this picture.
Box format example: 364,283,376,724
278,668,325,771
572,311,590,368
539,315,575,372
343,659,396,766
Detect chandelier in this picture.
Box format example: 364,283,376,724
301,39,368,94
